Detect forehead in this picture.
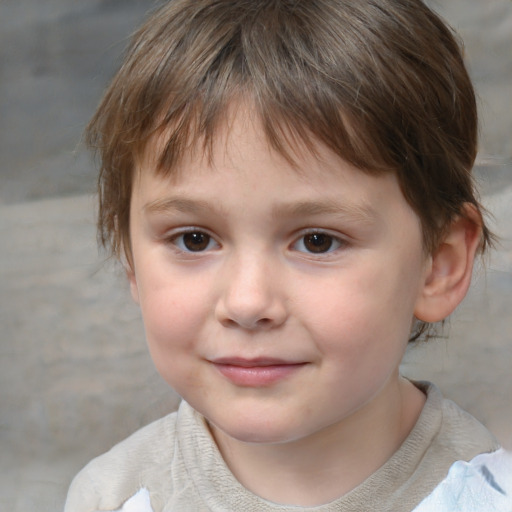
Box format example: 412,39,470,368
137,106,343,190
133,107,416,229
138,102,373,186
136,94,392,184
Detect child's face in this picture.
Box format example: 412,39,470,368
128,110,431,445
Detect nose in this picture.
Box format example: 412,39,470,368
215,253,287,331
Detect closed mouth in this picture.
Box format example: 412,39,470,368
211,357,305,367
210,357,308,386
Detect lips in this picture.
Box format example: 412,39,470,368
211,357,307,387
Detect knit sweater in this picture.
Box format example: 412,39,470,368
65,382,499,512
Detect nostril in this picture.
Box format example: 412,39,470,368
219,315,276,331
256,317,272,326
214,271,288,330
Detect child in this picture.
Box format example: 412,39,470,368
65,0,511,510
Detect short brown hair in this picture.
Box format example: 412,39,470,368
87,0,490,270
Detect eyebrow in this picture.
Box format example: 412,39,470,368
144,197,219,215
143,196,379,224
274,200,379,224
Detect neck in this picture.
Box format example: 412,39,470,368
209,377,425,506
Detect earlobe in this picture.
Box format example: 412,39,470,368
414,204,482,323
121,243,140,304
126,264,140,304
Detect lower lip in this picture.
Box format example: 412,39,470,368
213,363,306,387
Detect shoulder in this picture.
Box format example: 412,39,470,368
382,381,501,510
65,408,180,512
417,381,499,460
412,448,512,511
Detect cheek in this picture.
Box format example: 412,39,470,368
138,289,206,395
299,260,419,358
140,287,201,344
135,272,210,374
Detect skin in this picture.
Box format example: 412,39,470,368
127,108,480,506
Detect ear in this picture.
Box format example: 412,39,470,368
124,259,140,304
414,204,482,323
119,237,140,304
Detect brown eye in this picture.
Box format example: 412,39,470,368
302,233,334,253
180,232,212,252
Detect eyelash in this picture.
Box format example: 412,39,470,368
166,228,347,256
167,229,219,253
291,230,346,256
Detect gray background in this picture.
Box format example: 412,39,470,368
1,0,511,510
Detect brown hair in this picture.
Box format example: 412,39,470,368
87,0,491,330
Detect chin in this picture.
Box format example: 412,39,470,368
209,412,306,445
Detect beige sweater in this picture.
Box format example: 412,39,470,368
65,383,499,512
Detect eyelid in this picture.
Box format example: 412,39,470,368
166,227,220,253
290,228,348,256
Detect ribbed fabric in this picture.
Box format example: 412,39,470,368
65,382,499,512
